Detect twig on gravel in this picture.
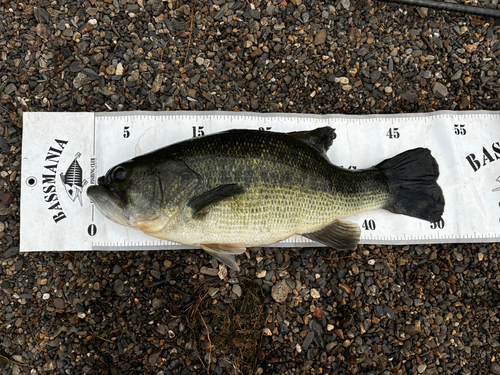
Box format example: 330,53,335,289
0,354,27,367
183,0,196,70
378,0,500,17
420,32,436,53
199,312,212,375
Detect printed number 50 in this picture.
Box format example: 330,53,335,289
430,219,445,229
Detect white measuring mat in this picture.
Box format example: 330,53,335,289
20,111,500,252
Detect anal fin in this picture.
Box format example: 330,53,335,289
199,244,247,271
303,220,361,250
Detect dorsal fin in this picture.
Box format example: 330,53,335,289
288,126,335,154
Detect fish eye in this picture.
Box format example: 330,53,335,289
112,166,127,181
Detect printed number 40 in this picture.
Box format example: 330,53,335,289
362,219,376,230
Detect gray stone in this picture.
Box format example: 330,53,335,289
73,73,92,89
214,4,228,20
113,279,124,295
326,74,336,82
36,23,51,39
401,88,418,102
302,331,315,350
491,363,500,375
432,82,449,98
271,280,291,303
148,349,162,364
370,70,381,83
34,6,50,23
451,70,462,81
248,9,261,19
152,73,163,93
3,83,17,96
58,20,67,30
232,284,242,298
3,246,19,258
200,266,219,276
53,298,65,309
340,0,350,9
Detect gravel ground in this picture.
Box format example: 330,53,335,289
1,0,500,374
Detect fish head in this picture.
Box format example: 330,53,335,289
87,159,170,234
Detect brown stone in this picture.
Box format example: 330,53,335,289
314,29,327,45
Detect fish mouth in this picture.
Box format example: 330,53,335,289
87,181,130,227
98,176,123,202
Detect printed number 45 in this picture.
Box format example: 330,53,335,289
386,128,400,139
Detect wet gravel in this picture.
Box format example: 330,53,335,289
1,0,500,373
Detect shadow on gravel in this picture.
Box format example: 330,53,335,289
186,279,265,375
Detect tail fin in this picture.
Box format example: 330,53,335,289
377,148,444,223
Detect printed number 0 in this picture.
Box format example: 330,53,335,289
87,224,97,236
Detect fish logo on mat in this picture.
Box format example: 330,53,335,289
60,153,88,206
493,176,500,192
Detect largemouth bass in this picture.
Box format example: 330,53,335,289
87,127,444,271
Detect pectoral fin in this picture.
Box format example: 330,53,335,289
188,184,245,219
200,244,247,271
303,219,361,250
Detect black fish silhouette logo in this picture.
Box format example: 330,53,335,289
60,153,88,206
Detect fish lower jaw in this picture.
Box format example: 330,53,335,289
131,216,171,235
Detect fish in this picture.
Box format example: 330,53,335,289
87,127,444,271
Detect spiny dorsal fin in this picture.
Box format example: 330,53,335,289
288,126,336,154
188,184,245,219
302,219,360,250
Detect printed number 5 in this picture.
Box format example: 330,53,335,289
124,126,130,138
454,124,466,135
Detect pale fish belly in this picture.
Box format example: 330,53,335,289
156,185,387,247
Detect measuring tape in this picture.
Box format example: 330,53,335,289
20,110,500,252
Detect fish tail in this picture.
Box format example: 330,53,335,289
376,148,444,222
